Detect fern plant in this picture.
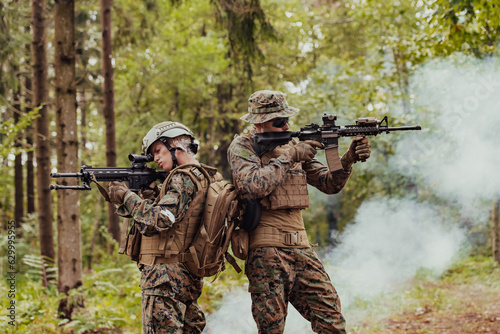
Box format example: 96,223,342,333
23,254,58,286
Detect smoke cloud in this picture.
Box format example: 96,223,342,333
392,56,500,211
204,56,500,333
325,199,465,306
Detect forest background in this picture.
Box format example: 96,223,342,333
1,0,500,333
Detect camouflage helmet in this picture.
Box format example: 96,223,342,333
142,121,197,155
240,90,299,124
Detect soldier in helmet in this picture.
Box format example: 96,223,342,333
108,121,219,334
227,90,371,333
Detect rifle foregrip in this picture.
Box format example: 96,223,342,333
325,147,343,172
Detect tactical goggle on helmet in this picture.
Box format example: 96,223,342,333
142,121,199,156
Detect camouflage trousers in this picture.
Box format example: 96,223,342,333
246,247,346,334
140,263,205,334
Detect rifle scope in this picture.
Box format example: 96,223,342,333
128,153,154,163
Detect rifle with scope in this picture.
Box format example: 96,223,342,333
49,153,166,193
253,113,422,171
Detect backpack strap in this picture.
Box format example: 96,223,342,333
138,164,212,265
225,253,242,273
153,164,213,203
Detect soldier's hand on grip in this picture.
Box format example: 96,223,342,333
344,135,371,165
108,181,131,205
352,135,371,162
139,181,159,200
288,140,323,163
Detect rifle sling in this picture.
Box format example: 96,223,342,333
91,174,111,202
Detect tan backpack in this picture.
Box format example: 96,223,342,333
186,177,243,278
119,164,244,278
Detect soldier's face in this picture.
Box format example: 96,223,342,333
151,141,174,172
255,118,290,133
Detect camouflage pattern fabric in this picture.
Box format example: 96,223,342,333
117,173,196,236
141,263,205,334
117,173,205,333
246,247,346,334
227,134,352,201
228,132,351,333
240,90,299,124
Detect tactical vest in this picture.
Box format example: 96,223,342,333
138,164,216,266
259,142,310,210
249,141,310,249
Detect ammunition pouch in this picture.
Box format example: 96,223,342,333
260,143,310,211
260,169,309,210
118,218,142,262
231,228,249,260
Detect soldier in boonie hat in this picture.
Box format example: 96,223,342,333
241,90,299,124
227,88,368,333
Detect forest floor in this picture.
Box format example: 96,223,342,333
1,254,498,334
350,257,500,334
375,283,499,333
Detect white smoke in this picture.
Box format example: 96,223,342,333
392,56,500,211
324,198,466,308
204,56,500,333
204,286,313,333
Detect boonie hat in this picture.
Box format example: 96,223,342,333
241,90,299,124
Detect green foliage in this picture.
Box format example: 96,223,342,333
432,0,500,57
65,262,142,333
440,255,500,283
0,0,31,98
0,278,61,334
211,0,278,61
112,0,232,160
0,234,249,333
0,108,39,159
23,254,58,284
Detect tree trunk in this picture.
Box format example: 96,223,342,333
32,0,55,268
26,131,35,215
13,80,24,226
101,0,120,245
215,82,242,179
88,195,103,270
54,0,82,310
493,199,500,265
25,62,35,215
79,89,87,164
392,48,411,114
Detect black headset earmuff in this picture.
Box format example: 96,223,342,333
188,137,198,154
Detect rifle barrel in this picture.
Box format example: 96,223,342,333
50,172,83,178
49,184,91,190
385,125,422,131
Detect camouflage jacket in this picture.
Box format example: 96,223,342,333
117,173,196,236
227,133,352,199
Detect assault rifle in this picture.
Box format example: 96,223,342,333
254,113,421,172
49,153,167,194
